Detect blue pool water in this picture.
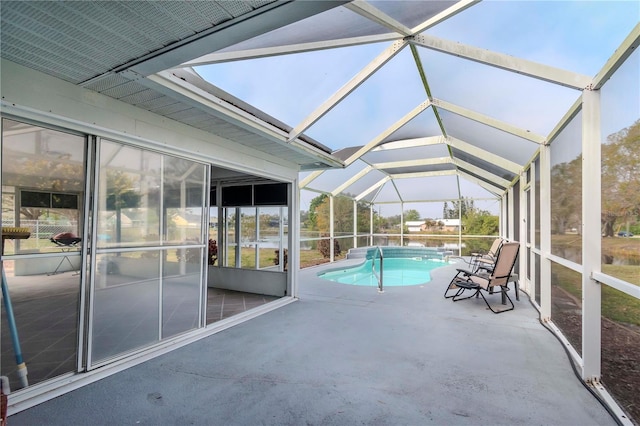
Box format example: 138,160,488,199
318,257,450,287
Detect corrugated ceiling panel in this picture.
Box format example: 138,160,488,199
100,81,149,100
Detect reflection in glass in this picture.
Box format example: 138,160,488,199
92,252,160,363
96,141,162,247
0,259,80,390
164,157,205,245
550,262,582,356
550,115,582,263
1,119,85,255
162,251,202,339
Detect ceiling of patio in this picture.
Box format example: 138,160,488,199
1,1,638,204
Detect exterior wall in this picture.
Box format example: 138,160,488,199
0,59,300,413
0,60,298,183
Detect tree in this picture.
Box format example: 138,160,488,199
601,120,640,236
308,193,374,234
443,198,475,219
404,209,421,221
550,157,582,235
306,193,328,230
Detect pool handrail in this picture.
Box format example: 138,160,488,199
372,246,384,293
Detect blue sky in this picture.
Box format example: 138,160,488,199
197,1,638,148
197,1,639,217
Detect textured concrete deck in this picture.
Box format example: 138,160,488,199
10,261,616,425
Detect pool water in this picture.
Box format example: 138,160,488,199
318,257,450,287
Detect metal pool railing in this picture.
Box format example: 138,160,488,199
372,246,384,293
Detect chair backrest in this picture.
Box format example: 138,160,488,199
488,238,503,257
489,242,519,287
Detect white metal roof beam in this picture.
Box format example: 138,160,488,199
411,0,481,34
330,165,373,196
356,176,390,201
445,136,522,174
146,71,343,167
433,98,546,144
453,158,510,188
390,170,457,179
547,96,582,145
345,1,413,36
299,170,325,188
181,34,401,67
373,157,451,169
344,100,431,165
411,34,592,90
289,39,409,141
457,171,503,196
372,136,445,151
592,23,640,90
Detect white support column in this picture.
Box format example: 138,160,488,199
329,195,335,262
400,203,404,246
458,201,462,256
540,144,552,321
370,204,374,246
353,200,357,248
508,187,515,240
581,89,602,381
530,164,537,302
290,183,299,298
519,174,529,294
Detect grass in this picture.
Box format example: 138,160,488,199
553,263,640,327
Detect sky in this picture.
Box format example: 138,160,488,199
196,1,639,218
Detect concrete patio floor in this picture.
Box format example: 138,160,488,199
10,260,617,425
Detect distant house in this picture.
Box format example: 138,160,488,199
405,221,426,233
420,218,461,232
438,219,461,232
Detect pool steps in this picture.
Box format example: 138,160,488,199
346,246,454,261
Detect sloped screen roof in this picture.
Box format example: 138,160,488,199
185,1,638,204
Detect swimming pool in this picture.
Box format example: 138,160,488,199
317,247,454,287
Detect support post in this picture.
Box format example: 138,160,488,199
540,144,551,321
581,89,602,381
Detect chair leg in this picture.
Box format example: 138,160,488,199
480,287,514,313
444,271,467,299
444,280,459,299
452,287,479,302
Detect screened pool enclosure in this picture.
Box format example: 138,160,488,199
1,0,638,423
